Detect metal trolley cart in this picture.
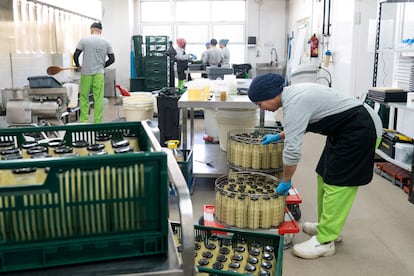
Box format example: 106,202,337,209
200,178,302,232
200,184,302,249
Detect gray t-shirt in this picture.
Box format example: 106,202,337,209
221,47,230,65
281,83,382,166
202,47,223,66
76,34,114,75
175,47,190,61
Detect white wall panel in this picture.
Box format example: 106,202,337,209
0,54,13,88
328,0,355,95
100,0,134,89
287,0,381,98
351,0,377,99
246,0,287,70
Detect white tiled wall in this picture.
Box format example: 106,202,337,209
0,53,77,89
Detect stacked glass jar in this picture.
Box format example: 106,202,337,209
215,171,286,230
227,128,283,175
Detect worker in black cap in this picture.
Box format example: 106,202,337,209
248,73,382,259
202,38,223,67
73,22,115,123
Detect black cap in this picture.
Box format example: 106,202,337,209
210,38,217,45
90,22,102,30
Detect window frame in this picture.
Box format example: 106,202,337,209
138,0,247,63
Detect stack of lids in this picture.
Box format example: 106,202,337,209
367,87,407,102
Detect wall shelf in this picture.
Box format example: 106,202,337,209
372,0,414,203
377,48,414,54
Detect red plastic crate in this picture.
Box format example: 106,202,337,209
376,162,411,187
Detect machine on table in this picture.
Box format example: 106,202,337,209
5,76,78,126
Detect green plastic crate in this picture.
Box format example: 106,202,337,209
144,67,167,77
0,122,169,272
145,36,168,45
145,77,168,92
144,56,167,71
134,56,144,76
170,222,284,276
130,77,145,91
178,150,193,193
146,44,168,55
132,35,143,56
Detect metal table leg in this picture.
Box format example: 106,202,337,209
182,107,188,150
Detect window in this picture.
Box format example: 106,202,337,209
139,0,246,64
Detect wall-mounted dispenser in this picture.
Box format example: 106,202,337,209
248,36,257,47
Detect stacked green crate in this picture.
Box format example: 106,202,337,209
144,56,168,91
132,35,144,76
144,36,168,91
130,35,169,92
145,36,168,56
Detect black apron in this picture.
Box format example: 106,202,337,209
307,105,377,186
177,55,189,81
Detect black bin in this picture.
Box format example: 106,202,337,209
156,87,181,146
232,64,252,79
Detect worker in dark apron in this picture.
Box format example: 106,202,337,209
175,38,195,89
248,73,382,259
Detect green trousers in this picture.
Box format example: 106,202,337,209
316,175,358,243
79,74,105,123
177,79,186,89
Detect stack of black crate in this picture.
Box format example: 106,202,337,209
130,35,168,92
144,36,168,91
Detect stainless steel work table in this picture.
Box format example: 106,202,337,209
177,92,263,178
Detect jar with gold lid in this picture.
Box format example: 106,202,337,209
123,133,139,152
244,263,257,274
54,145,74,157
12,167,37,186
0,152,22,186
72,140,89,156
96,133,112,153
1,147,21,156
0,140,15,151
21,141,38,158
87,143,106,156
27,145,48,157
47,139,64,156
258,270,271,276
112,140,132,154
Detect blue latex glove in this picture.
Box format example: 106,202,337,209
261,133,281,145
276,180,292,196
189,53,197,60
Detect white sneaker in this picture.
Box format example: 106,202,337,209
302,222,343,242
292,236,335,259
302,222,318,236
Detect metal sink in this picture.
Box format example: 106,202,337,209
255,63,284,76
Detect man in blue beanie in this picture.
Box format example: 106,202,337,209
248,73,382,259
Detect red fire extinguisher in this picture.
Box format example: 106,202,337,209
309,34,319,58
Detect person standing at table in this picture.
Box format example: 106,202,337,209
202,38,223,67
175,38,195,89
200,41,211,78
201,41,211,66
219,39,230,66
73,22,115,123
